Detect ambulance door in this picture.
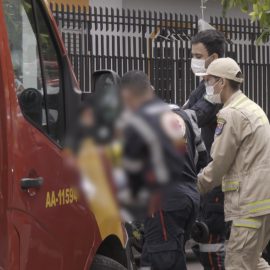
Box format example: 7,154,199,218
2,0,98,269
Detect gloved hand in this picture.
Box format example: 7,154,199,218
205,213,226,235
191,220,209,243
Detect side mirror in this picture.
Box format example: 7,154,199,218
81,92,92,102
92,70,122,143
93,70,120,90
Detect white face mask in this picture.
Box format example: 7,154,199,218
205,80,223,104
205,92,222,104
206,85,214,95
191,58,206,75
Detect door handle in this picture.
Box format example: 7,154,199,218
21,177,44,190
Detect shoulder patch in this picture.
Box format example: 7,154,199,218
160,111,186,141
215,118,227,136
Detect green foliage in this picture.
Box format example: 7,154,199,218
221,0,270,43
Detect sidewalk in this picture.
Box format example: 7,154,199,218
188,261,203,270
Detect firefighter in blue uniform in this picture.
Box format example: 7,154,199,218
120,71,207,270
183,29,226,270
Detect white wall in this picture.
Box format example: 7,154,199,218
123,0,248,19
91,0,248,20
91,0,123,8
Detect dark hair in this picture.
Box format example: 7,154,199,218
78,94,95,114
191,30,226,57
120,70,152,96
227,72,243,91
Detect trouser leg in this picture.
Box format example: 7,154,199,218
257,257,270,270
195,187,226,270
225,215,270,270
140,197,195,270
192,234,225,270
140,211,186,270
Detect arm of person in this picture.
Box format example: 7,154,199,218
190,97,221,128
197,108,252,194
123,125,147,198
183,82,205,109
184,109,208,172
183,81,221,128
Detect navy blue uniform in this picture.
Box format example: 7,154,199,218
123,98,200,270
184,81,225,270
184,81,221,154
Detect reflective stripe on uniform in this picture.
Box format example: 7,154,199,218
197,141,206,152
125,114,169,184
222,181,240,192
233,218,262,229
122,158,144,172
199,243,225,253
244,198,270,214
144,103,170,115
185,109,206,165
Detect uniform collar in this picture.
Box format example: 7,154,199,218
138,97,169,114
223,90,242,108
137,97,159,110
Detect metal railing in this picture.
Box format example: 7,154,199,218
51,4,270,116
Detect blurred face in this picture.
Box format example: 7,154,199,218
121,88,136,111
121,87,153,111
79,108,95,127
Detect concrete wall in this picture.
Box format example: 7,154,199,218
91,0,248,20
50,0,90,8
90,0,123,9
123,0,248,19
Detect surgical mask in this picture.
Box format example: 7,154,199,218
206,85,214,95
191,58,206,74
205,80,223,104
205,91,222,104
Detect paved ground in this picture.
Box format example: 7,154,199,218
187,260,203,270
186,241,203,270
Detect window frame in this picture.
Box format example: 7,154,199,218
32,0,66,146
4,0,67,148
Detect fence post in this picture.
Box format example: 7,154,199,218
50,4,269,109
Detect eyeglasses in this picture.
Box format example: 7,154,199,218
204,77,220,87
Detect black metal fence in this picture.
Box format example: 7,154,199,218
51,4,270,116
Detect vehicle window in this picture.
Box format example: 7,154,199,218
2,0,65,144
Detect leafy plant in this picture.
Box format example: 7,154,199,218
221,0,270,43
